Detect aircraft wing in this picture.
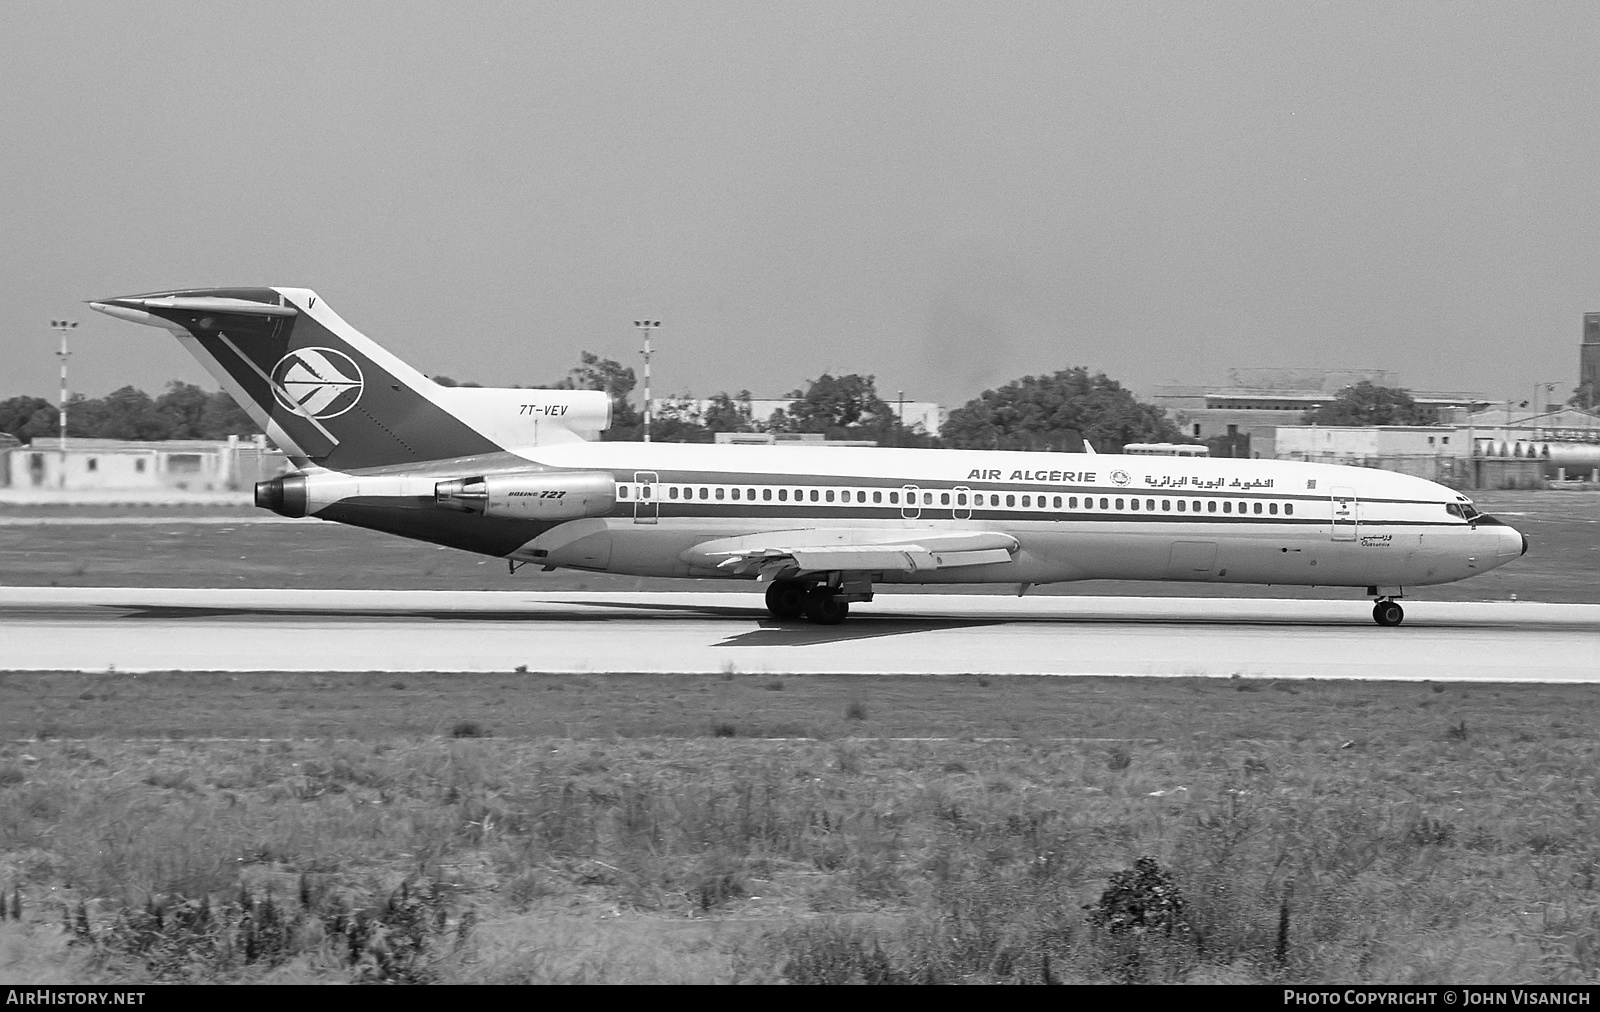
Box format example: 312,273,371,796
682,529,1018,579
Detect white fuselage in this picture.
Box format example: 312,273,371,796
304,442,1524,593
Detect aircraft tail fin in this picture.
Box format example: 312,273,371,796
89,287,607,470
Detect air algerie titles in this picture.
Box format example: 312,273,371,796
967,469,1097,483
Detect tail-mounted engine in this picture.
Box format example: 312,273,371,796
434,471,617,520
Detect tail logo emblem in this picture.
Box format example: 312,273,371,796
270,347,364,419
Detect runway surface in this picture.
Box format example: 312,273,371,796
2,587,1596,681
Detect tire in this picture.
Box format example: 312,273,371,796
1373,601,1404,627
765,580,808,620
803,591,850,625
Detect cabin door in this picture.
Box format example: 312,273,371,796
634,471,659,524
1330,487,1358,541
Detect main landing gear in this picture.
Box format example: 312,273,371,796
1372,599,1404,627
764,578,856,625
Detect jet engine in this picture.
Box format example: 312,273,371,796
434,471,616,520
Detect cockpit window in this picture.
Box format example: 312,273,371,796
1445,503,1464,520
1461,503,1479,521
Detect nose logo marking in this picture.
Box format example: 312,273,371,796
270,347,364,419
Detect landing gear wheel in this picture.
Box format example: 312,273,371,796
1373,601,1404,627
803,590,850,625
765,580,808,620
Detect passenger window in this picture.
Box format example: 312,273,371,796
1207,501,1216,513
1006,495,1016,507
1021,495,1031,507
669,487,679,499
763,489,772,501
1162,500,1170,510
619,486,629,499
716,488,725,500
991,494,1001,506
700,488,709,500
1130,498,1139,510
1193,500,1201,512
778,489,788,501
1177,500,1186,512
924,492,933,505
1053,496,1062,508
1146,499,1155,511
1115,498,1124,510
1253,502,1262,514
890,492,899,504
941,492,951,505
825,489,834,502
748,489,756,499
730,488,739,500
957,493,967,506
1070,497,1079,508
1099,498,1109,509
1223,502,1232,513
1285,503,1294,515
810,489,819,502
1269,502,1278,515
873,491,882,503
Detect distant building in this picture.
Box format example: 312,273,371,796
1582,313,1600,409
5,436,289,492
1275,407,1600,488
1151,368,1488,459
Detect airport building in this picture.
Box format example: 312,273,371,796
1274,407,1600,488
1150,368,1489,460
2,436,289,492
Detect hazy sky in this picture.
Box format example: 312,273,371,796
4,1,1598,411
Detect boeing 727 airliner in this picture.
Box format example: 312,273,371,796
90,287,1526,626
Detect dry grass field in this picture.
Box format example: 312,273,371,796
2,674,1599,984
1,491,1597,983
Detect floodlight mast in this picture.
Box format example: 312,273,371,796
50,320,77,488
634,320,660,442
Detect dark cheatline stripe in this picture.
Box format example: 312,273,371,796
317,497,552,556
605,467,1432,506
603,501,1456,527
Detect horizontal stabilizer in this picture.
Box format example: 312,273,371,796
92,295,299,318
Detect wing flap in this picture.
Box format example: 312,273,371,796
686,529,1018,576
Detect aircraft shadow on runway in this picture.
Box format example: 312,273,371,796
714,618,1006,648
78,602,1599,637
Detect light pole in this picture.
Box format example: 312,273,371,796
50,319,77,488
633,320,660,442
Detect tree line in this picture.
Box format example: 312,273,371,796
0,383,258,443
4,355,1452,453
443,351,1187,451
